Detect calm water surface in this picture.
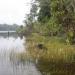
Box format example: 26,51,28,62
0,32,41,75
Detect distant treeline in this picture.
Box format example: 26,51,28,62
0,24,19,31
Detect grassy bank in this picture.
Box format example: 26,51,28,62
25,33,75,75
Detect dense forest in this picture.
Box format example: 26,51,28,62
0,24,19,31
23,0,75,44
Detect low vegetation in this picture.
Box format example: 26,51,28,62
25,33,75,75
17,0,75,75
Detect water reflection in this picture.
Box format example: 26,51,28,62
0,37,24,53
0,32,41,75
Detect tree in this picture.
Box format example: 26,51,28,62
24,1,38,34
36,0,51,22
24,0,75,44
49,0,75,43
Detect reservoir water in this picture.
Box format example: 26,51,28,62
0,31,41,75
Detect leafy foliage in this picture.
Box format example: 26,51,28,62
22,0,75,44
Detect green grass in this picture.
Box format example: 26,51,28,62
26,33,75,62
14,33,75,75
25,33,75,75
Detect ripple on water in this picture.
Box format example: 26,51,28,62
0,35,41,75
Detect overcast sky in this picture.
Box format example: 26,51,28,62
0,0,32,25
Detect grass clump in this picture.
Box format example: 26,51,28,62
26,33,75,75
